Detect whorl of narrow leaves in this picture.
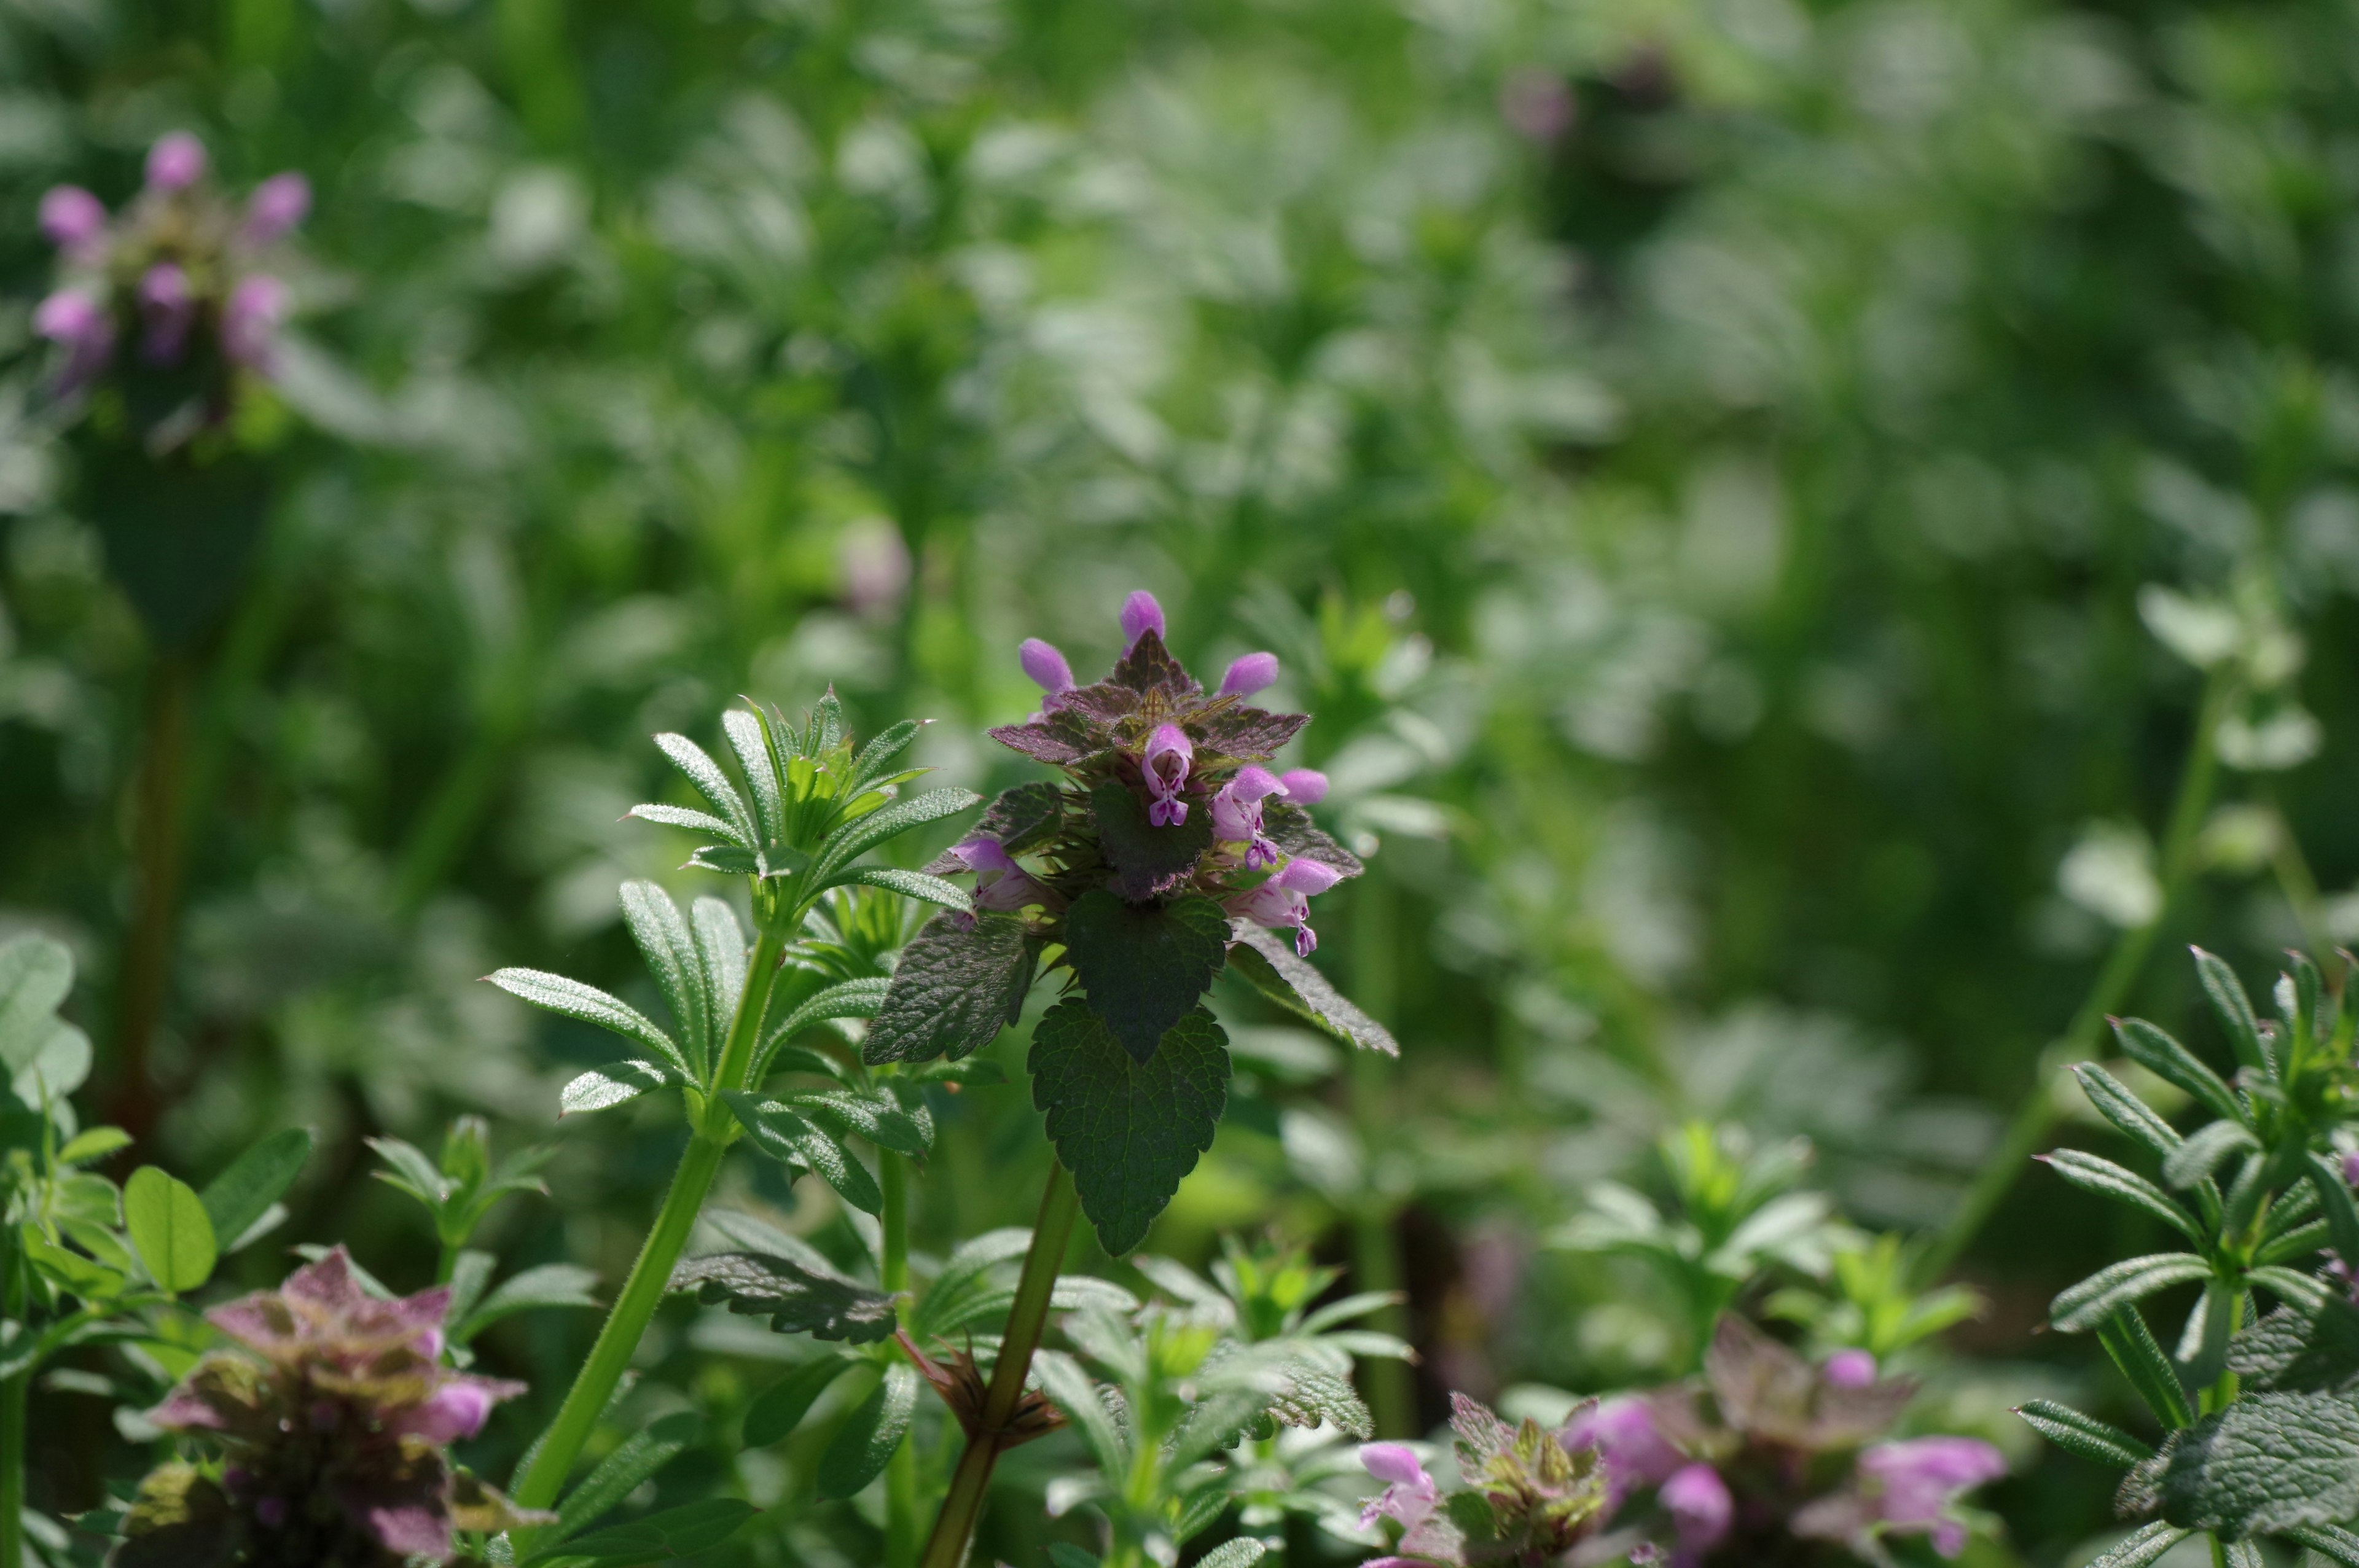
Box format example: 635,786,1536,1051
1030,999,1228,1254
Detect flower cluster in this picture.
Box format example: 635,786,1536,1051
937,588,1352,954
34,131,307,442
116,1248,542,1568
1359,1318,2003,1567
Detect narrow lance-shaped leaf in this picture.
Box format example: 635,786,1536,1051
2040,1150,2201,1239
653,731,757,846
198,1128,311,1253
622,880,710,1073
816,1365,918,1500
810,786,982,884
821,865,972,913
560,1061,675,1117
487,968,691,1082
2096,1305,2194,1430
2016,1399,2152,1469
722,708,785,848
744,1359,858,1448
2071,1064,2183,1158
2161,1119,2259,1190
2192,946,2271,1075
2111,1016,2245,1127
2052,1254,2213,1333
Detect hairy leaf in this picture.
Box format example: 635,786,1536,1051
1062,891,1230,1063
1108,629,1200,697
823,866,972,912
2071,1064,2183,1158
1187,706,1310,761
745,1358,858,1448
1089,782,1214,902
487,968,690,1082
556,1498,757,1561
2042,1150,2200,1239
2084,1523,2190,1568
2112,1017,2244,1127
652,732,757,846
2193,946,2271,1075
2159,1389,2359,1536
1226,923,1396,1056
671,1250,897,1343
864,913,1035,1064
458,1264,600,1341
722,1094,884,1213
2161,1120,2259,1190
2052,1255,2213,1333
1261,798,1364,878
924,782,1064,865
2097,1306,2194,1430
1031,999,1229,1254
817,1364,918,1499
2286,1523,2359,1567
812,786,982,883
2228,1297,2359,1394
790,1088,933,1156
542,1412,705,1550
2017,1399,2151,1468
560,1061,675,1116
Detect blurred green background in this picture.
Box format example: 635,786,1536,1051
8,0,2359,1561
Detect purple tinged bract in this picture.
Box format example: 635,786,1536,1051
1661,1462,1733,1562
224,273,291,370
34,289,114,396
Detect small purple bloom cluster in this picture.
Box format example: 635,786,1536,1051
34,131,307,437
937,589,1353,955
1358,1318,2003,1566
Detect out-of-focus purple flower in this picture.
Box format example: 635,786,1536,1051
1219,651,1279,698
1500,68,1576,142
1661,1462,1732,1562
1279,767,1328,805
2341,1149,2359,1189
39,186,107,261
1226,856,1342,954
222,273,290,370
1020,637,1076,695
245,171,311,244
947,837,1057,912
138,263,195,364
396,1381,495,1445
1823,1349,1878,1388
1855,1437,2005,1557
1144,724,1192,826
1211,765,1286,867
34,288,114,396
146,131,208,192
1120,589,1165,649
1564,1395,1685,1501
1358,1443,1438,1530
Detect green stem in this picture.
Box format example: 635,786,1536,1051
1919,668,2232,1285
917,1163,1080,1568
509,926,787,1526
108,652,195,1142
881,1152,918,1568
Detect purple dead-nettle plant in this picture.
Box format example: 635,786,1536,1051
115,1247,544,1568
34,130,307,440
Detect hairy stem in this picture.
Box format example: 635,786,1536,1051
917,1162,1080,1568
882,1151,919,1568
509,926,786,1525
1919,668,2231,1284
108,653,194,1142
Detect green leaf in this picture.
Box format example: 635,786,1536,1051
2016,1398,2151,1468
2071,1064,2183,1158
560,1061,675,1116
487,968,690,1082
723,708,785,846
0,934,90,1104
863,913,1035,1065
847,718,924,794
1030,999,1229,1255
2193,946,2272,1075
1046,1548,1103,1568
754,977,890,1080
812,786,982,884
2310,1154,2359,1270
625,802,742,843
1089,780,1215,900
456,1264,600,1341
744,1358,858,1447
1193,1540,1269,1568
620,880,712,1075
56,1126,129,1165
691,895,749,1058
25,1234,123,1301
2112,1017,2244,1127
652,731,758,847
1062,891,1230,1063
823,865,972,913
2084,1523,2190,1568
689,844,763,876
123,1167,217,1295
1226,923,1397,1056
555,1497,757,1561
945,781,1063,857
541,1412,705,1550
670,1250,898,1343
2161,1119,2259,1190
2285,1523,2359,1567
2226,1297,2359,1394
2097,1306,2193,1430
2041,1150,2201,1238
2054,1254,2212,1333
816,1363,918,1499
2160,1389,2359,1536
198,1128,311,1252
721,1093,884,1213
2247,1265,2333,1312
789,1088,933,1156
1034,1349,1128,1477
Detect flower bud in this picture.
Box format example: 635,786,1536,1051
245,171,311,244
1823,1348,1878,1387
1662,1462,1734,1553
1119,589,1165,649
1144,724,1192,827
1278,767,1328,804
38,186,107,258
145,131,207,192
1219,651,1279,698
1019,637,1076,694
397,1381,495,1445
34,289,114,396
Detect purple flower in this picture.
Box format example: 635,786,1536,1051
1279,767,1328,805
1211,766,1286,867
146,131,208,192
1500,68,1576,142
1661,1462,1732,1562
2341,1149,2359,1189
396,1381,495,1445
222,273,291,370
38,185,107,261
1856,1437,2005,1558
1358,1443,1438,1531
1144,723,1192,827
1219,651,1280,698
1823,1348,1877,1388
1120,589,1165,649
138,263,195,364
33,289,114,396
1564,1396,1684,1502
947,837,1056,912
1226,856,1342,955
1020,637,1076,695
245,171,311,244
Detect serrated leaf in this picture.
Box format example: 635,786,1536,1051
2043,1150,2201,1238
812,787,982,884
124,1167,215,1295
670,1250,897,1343
2193,946,2272,1075
197,1128,310,1250
823,865,972,913
2073,1064,2183,1158
1261,798,1364,878
555,1497,757,1561
1089,781,1215,901
2160,1389,2359,1536
1227,923,1395,1055
653,731,757,847
1030,999,1228,1255
2017,1398,2151,1467
817,1363,918,1499
863,913,1035,1065
2228,1297,2359,1394
2113,1017,2244,1126
744,1358,858,1447
2053,1254,2213,1332
487,968,690,1082
722,1094,883,1213
560,1061,674,1116
1062,891,1230,1063
538,1412,705,1551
